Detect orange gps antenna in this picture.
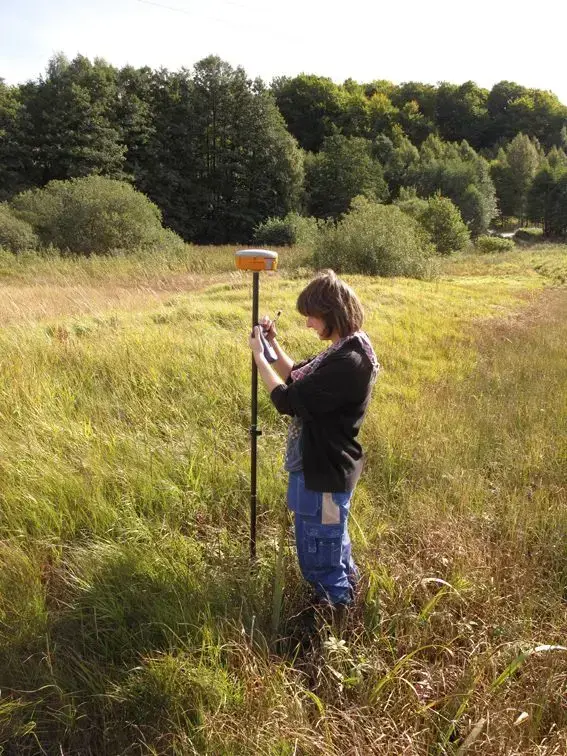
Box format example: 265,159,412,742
235,248,278,272
235,249,279,560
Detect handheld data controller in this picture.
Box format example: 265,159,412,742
236,249,278,362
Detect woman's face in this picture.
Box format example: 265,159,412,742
306,315,328,340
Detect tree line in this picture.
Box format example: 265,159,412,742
1,54,567,244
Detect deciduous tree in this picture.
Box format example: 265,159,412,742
305,134,388,219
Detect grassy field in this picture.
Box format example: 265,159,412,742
0,244,566,754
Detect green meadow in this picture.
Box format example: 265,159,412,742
0,244,566,754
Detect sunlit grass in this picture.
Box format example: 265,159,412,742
0,243,311,284
0,244,565,753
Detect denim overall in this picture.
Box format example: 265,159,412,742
286,470,359,605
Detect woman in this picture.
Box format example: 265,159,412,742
249,269,379,606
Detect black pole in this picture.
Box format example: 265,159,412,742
250,271,260,560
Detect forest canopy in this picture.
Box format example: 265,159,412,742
1,54,567,244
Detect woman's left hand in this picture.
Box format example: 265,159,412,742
249,326,264,357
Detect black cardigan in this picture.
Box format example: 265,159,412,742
270,336,375,492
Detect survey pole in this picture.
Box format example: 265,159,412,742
235,249,278,560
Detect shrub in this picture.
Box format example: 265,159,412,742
0,204,39,253
476,235,516,253
515,227,544,243
253,217,294,246
313,196,435,278
395,196,428,221
11,176,182,255
419,194,470,255
396,192,470,254
253,212,319,247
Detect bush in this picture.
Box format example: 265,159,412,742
476,235,516,253
11,176,182,255
395,196,429,221
0,204,39,253
515,227,544,243
396,192,470,254
419,194,470,255
253,212,319,247
313,196,435,278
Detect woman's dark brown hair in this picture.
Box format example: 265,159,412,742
296,269,364,338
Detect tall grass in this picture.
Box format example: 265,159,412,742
0,244,565,754
0,243,311,285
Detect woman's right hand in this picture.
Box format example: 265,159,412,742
260,314,277,343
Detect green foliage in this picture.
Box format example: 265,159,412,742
395,193,428,220
305,134,388,219
271,74,345,151
0,203,39,252
407,135,498,236
515,227,544,243
490,134,542,219
548,173,567,237
0,81,32,200
486,81,529,143
253,212,319,247
114,65,156,183
20,54,126,184
528,165,567,237
397,191,470,254
419,194,471,254
5,56,567,247
508,89,567,148
379,127,420,197
113,651,242,738
11,176,178,254
546,146,567,171
142,58,304,244
527,165,556,235
476,235,516,253
390,82,438,144
486,80,567,147
435,81,489,149
313,195,434,277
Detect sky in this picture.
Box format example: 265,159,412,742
1,0,567,105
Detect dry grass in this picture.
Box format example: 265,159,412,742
0,275,231,325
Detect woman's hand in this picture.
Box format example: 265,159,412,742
260,314,277,343
249,326,264,357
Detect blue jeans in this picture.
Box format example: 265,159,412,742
286,471,359,605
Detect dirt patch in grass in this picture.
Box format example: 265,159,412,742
473,286,566,343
